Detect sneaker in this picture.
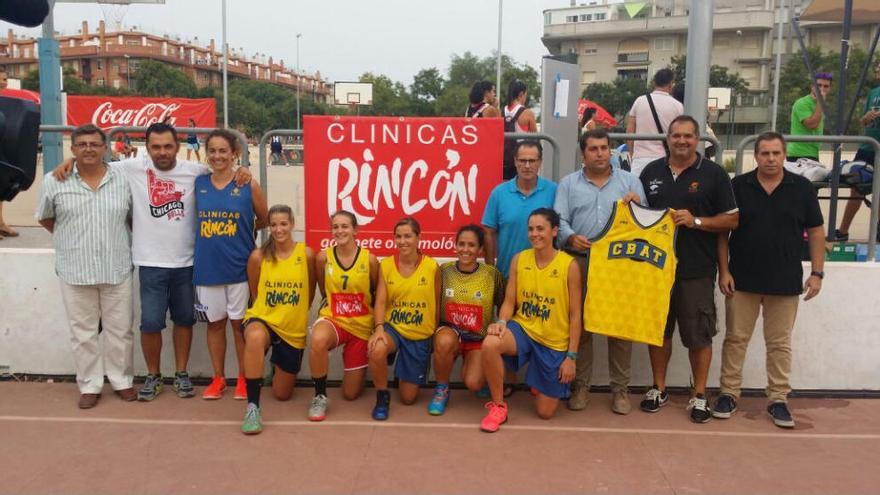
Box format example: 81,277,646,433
308,394,329,422
712,394,738,419
688,395,712,423
241,403,263,435
480,401,508,433
173,371,195,398
611,389,632,415
233,376,247,400
640,387,668,413
768,402,795,428
835,229,849,242
137,374,163,401
427,384,450,416
567,384,591,411
202,376,227,400
372,390,390,421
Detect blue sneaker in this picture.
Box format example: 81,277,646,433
476,385,490,399
427,384,450,416
372,390,390,421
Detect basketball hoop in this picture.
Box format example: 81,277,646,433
58,0,166,31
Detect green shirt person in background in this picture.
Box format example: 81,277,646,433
787,72,832,161
836,63,880,242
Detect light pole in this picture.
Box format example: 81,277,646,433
495,0,503,101
123,54,131,90
221,0,229,128
296,33,302,130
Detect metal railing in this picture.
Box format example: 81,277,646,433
103,126,251,167
734,134,880,260
257,129,303,198
608,133,724,160
505,132,562,182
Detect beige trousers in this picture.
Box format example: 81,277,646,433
59,276,134,394
720,291,799,403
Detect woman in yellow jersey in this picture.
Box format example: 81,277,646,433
368,217,441,421
428,225,503,416
307,210,379,421
480,208,582,433
239,205,315,435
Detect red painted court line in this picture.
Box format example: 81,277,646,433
2,414,879,440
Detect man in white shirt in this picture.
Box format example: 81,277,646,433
626,69,684,177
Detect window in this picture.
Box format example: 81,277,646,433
654,38,674,51
583,42,598,55
112,79,121,89
618,52,649,63
579,14,592,21
544,12,552,25
581,71,597,84
96,59,104,70
96,78,105,86
125,39,139,46
566,15,579,23
595,13,606,20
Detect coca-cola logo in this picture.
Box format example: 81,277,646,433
91,101,183,128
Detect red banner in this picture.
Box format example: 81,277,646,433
304,116,503,257
66,95,216,130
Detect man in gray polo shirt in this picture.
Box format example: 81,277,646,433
555,128,645,414
36,124,135,409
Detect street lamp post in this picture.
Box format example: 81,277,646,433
495,0,503,100
296,33,302,130
221,0,229,128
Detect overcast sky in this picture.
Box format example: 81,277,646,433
2,0,567,84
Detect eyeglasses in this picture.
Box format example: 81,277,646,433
515,158,540,166
73,142,105,150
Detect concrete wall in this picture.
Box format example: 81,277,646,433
2,247,879,391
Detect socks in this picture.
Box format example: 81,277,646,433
314,375,327,397
246,378,262,407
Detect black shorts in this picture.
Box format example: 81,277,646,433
243,318,303,375
664,276,718,349
853,147,876,166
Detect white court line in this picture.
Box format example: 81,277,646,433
1,415,879,440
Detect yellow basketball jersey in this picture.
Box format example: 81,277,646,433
584,200,677,346
244,243,310,349
381,255,439,341
513,249,573,352
319,246,374,340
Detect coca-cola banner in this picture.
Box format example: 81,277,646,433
304,116,503,257
66,95,216,130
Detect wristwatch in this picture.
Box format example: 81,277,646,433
693,217,703,229
565,351,578,361
810,270,825,279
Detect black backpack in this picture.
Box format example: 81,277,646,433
502,106,527,180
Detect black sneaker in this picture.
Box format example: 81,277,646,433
640,387,668,413
712,394,737,419
688,395,712,423
835,230,849,242
768,402,795,428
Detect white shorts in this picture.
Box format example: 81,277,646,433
195,282,249,323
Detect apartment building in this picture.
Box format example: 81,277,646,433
0,20,330,102
542,0,875,134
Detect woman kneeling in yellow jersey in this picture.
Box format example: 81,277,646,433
368,218,441,421
428,225,503,416
239,205,316,435
307,210,379,421
480,208,582,433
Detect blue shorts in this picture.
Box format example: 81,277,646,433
383,323,431,385
139,266,196,333
242,318,303,375
503,321,570,399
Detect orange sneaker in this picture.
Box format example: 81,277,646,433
480,401,508,433
202,376,227,400
233,376,247,400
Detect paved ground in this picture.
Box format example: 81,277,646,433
1,381,878,494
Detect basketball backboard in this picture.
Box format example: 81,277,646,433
708,87,732,111
333,82,373,106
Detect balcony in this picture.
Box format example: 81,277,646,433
543,9,775,40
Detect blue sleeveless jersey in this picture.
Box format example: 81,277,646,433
193,175,256,285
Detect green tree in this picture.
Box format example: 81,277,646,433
410,67,445,116
668,55,749,95
133,60,197,97
357,72,415,116
582,78,649,123
22,69,40,91
433,84,469,117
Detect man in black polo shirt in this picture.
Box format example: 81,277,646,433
713,131,824,429
639,115,739,423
